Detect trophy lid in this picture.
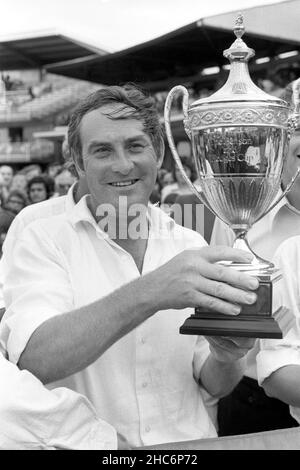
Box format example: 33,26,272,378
190,14,288,109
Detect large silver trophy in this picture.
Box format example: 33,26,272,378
164,14,300,338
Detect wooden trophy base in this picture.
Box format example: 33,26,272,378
180,310,284,338
180,270,287,339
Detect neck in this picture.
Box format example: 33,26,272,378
282,180,300,211
91,198,150,273
285,190,300,211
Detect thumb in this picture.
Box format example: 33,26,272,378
200,246,253,264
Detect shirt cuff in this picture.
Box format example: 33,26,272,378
2,308,61,364
257,348,300,385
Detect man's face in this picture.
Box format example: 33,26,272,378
0,166,13,187
29,183,47,204
79,104,161,214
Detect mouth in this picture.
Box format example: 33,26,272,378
108,179,139,187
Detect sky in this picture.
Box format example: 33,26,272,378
0,0,285,52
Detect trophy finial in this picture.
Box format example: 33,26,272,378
234,13,245,39
224,12,254,62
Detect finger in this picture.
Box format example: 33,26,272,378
207,338,251,360
196,278,257,305
198,261,259,291
200,246,254,264
218,336,256,348
192,292,241,316
207,336,252,354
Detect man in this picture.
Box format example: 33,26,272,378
0,85,259,447
210,82,300,435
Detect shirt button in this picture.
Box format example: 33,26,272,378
145,426,151,433
142,382,148,388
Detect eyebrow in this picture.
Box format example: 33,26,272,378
87,135,149,151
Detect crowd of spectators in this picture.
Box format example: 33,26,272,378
0,162,76,255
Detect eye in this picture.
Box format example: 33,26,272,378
93,146,111,157
129,142,146,153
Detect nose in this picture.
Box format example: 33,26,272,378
111,149,134,175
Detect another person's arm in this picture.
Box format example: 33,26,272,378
256,237,300,409
0,354,118,450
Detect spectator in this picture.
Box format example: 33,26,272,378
42,175,55,198
0,165,14,200
54,169,77,197
20,164,42,182
4,190,27,215
10,173,28,193
46,162,62,179
27,176,50,204
0,208,15,257
161,157,195,203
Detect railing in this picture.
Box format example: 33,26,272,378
0,140,54,163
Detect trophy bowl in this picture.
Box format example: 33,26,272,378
164,14,300,338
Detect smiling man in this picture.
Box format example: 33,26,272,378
0,84,259,447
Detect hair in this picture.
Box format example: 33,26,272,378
7,189,28,205
68,83,164,169
27,175,51,199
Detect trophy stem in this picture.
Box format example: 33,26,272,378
231,229,274,271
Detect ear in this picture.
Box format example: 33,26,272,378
156,138,165,170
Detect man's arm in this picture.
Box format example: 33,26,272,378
16,245,258,384
256,237,300,407
199,336,254,398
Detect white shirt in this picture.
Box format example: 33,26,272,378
0,191,71,309
256,235,300,424
0,352,117,450
210,198,300,379
0,194,216,447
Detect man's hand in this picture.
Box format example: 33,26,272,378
206,335,256,363
146,245,259,315
199,335,256,398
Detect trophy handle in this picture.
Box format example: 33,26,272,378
164,86,215,211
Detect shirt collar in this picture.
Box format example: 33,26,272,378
67,196,175,238
65,183,79,212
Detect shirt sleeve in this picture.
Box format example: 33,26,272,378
0,221,74,364
0,355,117,450
192,335,211,381
0,211,27,310
256,237,300,385
210,217,235,247
0,260,4,310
